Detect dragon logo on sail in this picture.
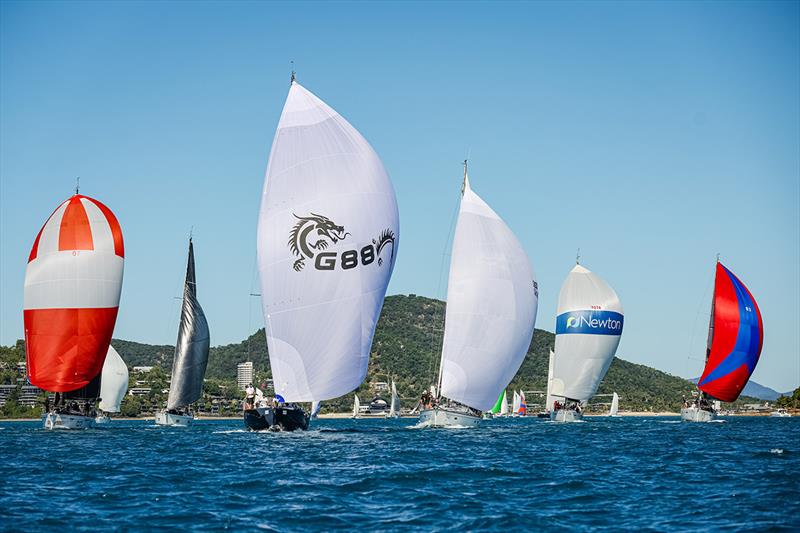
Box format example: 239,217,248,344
288,213,395,272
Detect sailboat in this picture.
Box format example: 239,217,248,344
550,261,624,422
156,237,210,427
252,74,399,431
518,391,527,416
96,345,129,423
512,390,522,416
681,260,763,422
310,401,322,419
488,391,505,418
24,192,124,430
352,395,361,419
386,381,400,418
609,392,620,417
538,348,557,418
420,162,538,428
500,391,509,417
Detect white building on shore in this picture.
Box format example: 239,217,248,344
237,362,254,390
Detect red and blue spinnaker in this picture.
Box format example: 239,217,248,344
697,262,763,403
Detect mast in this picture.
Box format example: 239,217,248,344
701,255,719,400
435,161,470,399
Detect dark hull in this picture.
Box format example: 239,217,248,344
274,406,310,431
536,412,550,419
243,408,274,431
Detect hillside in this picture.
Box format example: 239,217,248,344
108,294,739,413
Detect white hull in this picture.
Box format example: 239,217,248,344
42,412,95,430
770,411,791,418
681,406,716,422
95,414,111,424
155,411,193,427
418,408,481,428
550,409,583,422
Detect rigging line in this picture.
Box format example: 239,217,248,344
247,254,260,360
427,171,463,394
685,261,715,380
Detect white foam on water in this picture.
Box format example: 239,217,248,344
213,429,249,434
407,420,431,430
770,448,784,454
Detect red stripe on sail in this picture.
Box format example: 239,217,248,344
59,195,94,252
83,196,124,258
23,307,118,392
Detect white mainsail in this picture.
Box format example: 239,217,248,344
512,390,521,414
310,400,322,419
610,392,620,416
257,79,399,402
98,345,128,413
500,390,509,416
437,166,538,411
550,264,624,403
388,381,400,418
352,395,361,418
546,348,556,412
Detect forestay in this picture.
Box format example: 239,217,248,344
438,173,538,412
257,80,399,402
551,264,624,402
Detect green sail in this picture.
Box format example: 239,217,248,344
490,390,504,414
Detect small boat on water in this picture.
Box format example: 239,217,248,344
609,392,620,417
489,390,510,418
310,401,322,419
156,237,210,427
251,74,399,432
682,260,763,423
549,260,624,422
96,345,129,423
24,192,125,430
420,162,538,428
351,395,361,419
770,409,791,418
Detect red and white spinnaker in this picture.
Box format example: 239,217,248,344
23,194,124,392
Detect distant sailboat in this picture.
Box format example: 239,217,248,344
156,238,210,427
352,395,361,419
489,391,505,417
550,261,624,422
24,193,124,430
250,75,399,432
512,391,522,416
500,391,509,417
386,382,400,418
538,348,557,418
681,260,763,422
609,392,620,417
518,391,527,416
420,162,538,428
310,401,322,419
96,345,129,423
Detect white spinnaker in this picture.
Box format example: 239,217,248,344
551,264,624,403
610,392,619,416
98,345,128,413
438,175,538,412
257,81,399,402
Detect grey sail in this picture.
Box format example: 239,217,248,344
167,238,210,410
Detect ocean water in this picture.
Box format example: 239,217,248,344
1,416,798,531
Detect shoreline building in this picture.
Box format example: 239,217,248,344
237,362,254,391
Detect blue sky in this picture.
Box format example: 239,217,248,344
1,1,798,392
